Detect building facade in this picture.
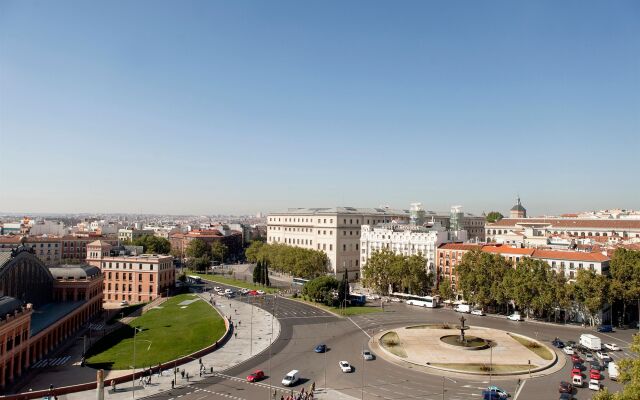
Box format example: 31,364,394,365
267,207,410,279
360,223,461,279
117,228,155,243
169,229,243,261
86,241,175,304
0,246,103,389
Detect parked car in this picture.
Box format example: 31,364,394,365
224,288,233,294
507,312,523,321
552,338,565,348
314,344,327,353
120,300,129,306
362,350,374,360
571,367,581,376
558,381,573,394
590,369,602,380
597,325,613,333
563,346,575,355
596,351,611,361
571,374,582,388
570,355,583,364
485,386,509,398
339,361,352,373
591,361,603,371
471,309,485,316
214,286,221,292
585,353,595,362
559,393,573,400
608,361,620,381
604,343,621,351
246,370,265,382
588,379,600,391
257,290,265,295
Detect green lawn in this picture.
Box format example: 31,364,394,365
85,294,225,370
187,271,278,293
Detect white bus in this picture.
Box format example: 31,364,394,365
186,275,203,284
390,292,439,308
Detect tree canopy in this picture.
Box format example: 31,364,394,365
302,276,339,305
132,235,171,254
244,242,328,279
210,241,228,263
593,333,640,400
185,239,209,258
485,211,504,223
362,249,433,295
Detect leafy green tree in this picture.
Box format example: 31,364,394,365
263,261,270,286
189,255,211,272
211,241,228,263
615,333,640,400
438,281,455,305
609,248,640,326
400,254,432,295
457,250,512,309
132,235,171,254
253,260,262,284
245,240,265,263
573,268,610,326
302,276,339,305
185,239,209,258
362,248,400,294
485,211,504,223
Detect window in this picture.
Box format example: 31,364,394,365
343,244,347,251
356,244,359,251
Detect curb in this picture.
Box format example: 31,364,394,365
371,327,563,380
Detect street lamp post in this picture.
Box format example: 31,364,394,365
131,327,151,400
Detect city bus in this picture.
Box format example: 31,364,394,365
186,275,203,284
390,292,439,308
292,277,309,286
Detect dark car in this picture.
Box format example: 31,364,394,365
314,344,327,353
559,381,573,394
482,391,503,400
559,393,573,400
590,361,603,371
597,325,613,333
572,363,583,370
571,355,583,364
552,338,565,348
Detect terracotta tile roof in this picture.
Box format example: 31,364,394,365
532,249,609,262
481,246,535,256
437,243,482,251
487,218,640,229
0,236,22,244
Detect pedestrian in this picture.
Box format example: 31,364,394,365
238,320,241,326
181,370,185,379
235,332,237,338
111,380,116,392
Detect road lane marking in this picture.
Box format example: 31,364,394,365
513,379,526,400
348,317,372,338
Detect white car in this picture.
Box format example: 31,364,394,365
339,361,352,373
604,343,621,351
596,351,611,361
507,313,523,321
214,286,221,292
224,288,233,294
563,346,575,355
391,297,402,303
589,379,600,391
362,350,374,360
241,288,250,294
257,290,265,295
471,309,485,316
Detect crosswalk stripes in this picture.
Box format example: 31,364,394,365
31,355,71,369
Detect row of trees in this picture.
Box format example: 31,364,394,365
184,239,228,271
454,248,640,326
362,249,433,296
124,235,171,254
245,241,328,279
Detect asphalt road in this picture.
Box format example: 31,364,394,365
148,282,636,400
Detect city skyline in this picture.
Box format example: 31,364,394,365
1,1,639,215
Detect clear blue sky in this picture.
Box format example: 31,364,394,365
1,1,638,216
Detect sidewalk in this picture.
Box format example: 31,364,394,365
52,292,280,399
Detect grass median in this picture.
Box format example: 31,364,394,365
86,294,225,370
290,296,383,316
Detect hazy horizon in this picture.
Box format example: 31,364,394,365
1,1,639,216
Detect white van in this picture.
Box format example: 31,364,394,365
580,334,602,351
281,370,299,386
454,304,471,313
608,361,619,381
507,312,523,321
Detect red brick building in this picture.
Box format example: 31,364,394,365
169,229,243,260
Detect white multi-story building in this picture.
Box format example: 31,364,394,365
359,223,464,277
28,220,66,236
267,207,410,279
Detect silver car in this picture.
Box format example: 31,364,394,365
362,350,374,360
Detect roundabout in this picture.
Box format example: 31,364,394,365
375,319,558,376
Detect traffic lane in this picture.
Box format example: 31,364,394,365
145,374,268,400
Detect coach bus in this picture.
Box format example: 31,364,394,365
186,275,203,284
390,292,439,308
292,277,309,286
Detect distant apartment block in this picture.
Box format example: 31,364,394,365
86,241,175,304
267,207,410,279
169,228,243,260
117,228,155,243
